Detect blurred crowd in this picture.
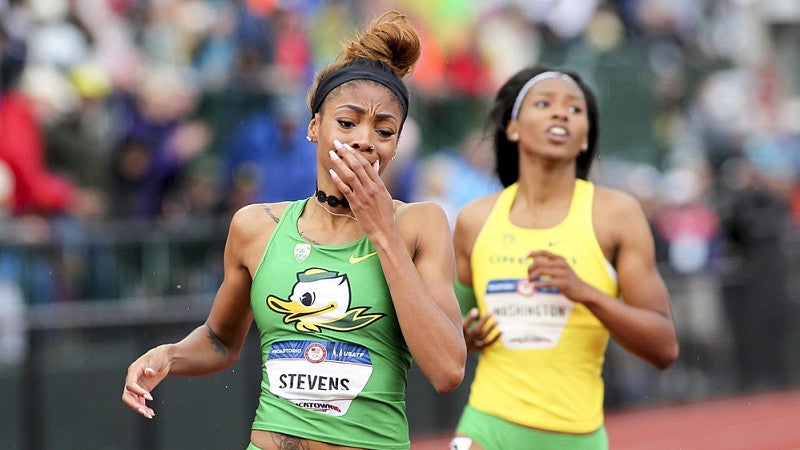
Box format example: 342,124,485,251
1,0,800,394
1,0,799,218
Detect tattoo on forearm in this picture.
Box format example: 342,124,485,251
262,205,280,223
271,433,311,450
205,326,227,356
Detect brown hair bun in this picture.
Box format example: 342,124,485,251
341,10,421,78
307,10,420,117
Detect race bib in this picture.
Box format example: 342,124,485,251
484,279,575,350
266,340,373,416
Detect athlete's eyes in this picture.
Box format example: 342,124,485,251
567,105,583,114
300,291,315,307
337,119,355,128
533,101,583,113
376,128,396,138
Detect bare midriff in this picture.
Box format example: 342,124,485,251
251,430,363,450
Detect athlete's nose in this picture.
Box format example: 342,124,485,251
350,127,375,153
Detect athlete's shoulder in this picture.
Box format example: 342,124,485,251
393,200,453,248
230,202,292,236
592,184,643,217
456,191,502,231
591,184,650,248
393,199,447,222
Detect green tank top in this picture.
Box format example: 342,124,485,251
250,199,412,449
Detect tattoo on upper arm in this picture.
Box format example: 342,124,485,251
205,326,228,356
262,205,280,224
270,433,311,450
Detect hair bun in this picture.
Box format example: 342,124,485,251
342,11,421,78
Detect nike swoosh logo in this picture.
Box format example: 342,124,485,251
349,251,378,264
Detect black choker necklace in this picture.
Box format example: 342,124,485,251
315,188,349,209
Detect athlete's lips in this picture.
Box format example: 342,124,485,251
547,125,569,136
546,124,570,143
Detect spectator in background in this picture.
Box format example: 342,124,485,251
414,131,502,227
42,63,115,197
109,65,211,218
651,165,726,393
0,26,104,218
270,8,314,92
220,95,316,211
380,116,422,203
654,165,721,277
448,132,503,214
719,155,794,391
0,23,107,307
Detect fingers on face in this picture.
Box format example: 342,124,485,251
331,140,377,185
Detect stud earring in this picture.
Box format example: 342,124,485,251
306,136,313,142
509,133,520,142
580,143,588,151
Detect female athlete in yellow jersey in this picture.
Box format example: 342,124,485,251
450,65,679,450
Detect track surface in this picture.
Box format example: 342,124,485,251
410,389,800,449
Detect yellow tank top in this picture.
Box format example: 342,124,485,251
468,180,619,434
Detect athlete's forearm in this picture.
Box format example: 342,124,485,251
372,230,466,394
166,324,241,376
581,290,679,369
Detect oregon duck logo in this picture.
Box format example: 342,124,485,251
267,268,385,333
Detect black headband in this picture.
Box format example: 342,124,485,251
310,64,409,122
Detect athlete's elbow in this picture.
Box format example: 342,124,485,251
433,364,465,395
222,352,241,370
654,341,680,370
431,352,467,394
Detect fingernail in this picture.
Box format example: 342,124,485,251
333,139,343,149
329,150,339,161
374,160,380,172
144,392,153,401
144,368,155,376
138,407,153,419
329,168,339,179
